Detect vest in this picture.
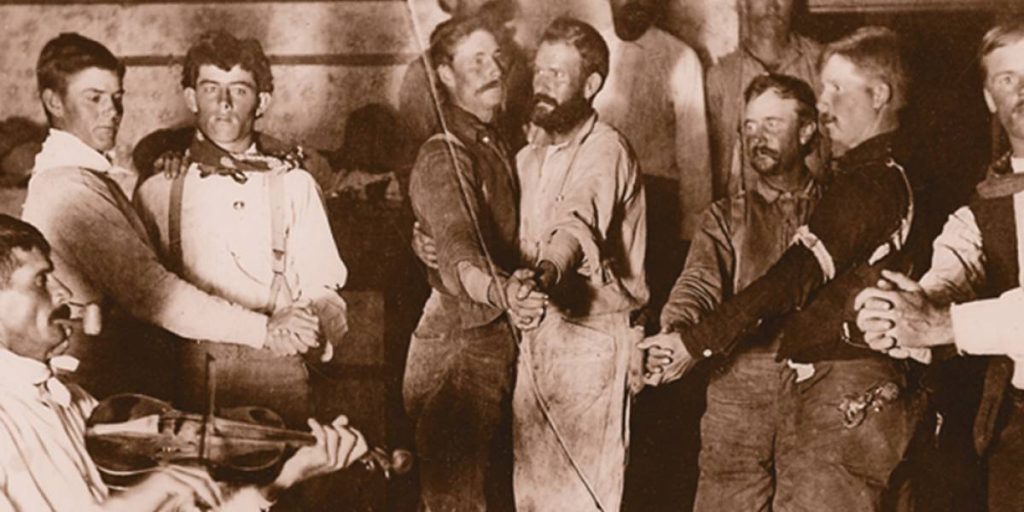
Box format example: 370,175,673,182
969,193,1018,455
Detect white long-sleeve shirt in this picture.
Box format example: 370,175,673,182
919,157,1024,387
22,130,269,347
135,152,347,313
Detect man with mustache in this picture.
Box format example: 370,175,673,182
644,26,927,510
855,18,1024,511
21,33,318,401
512,17,647,511
0,214,369,512
404,14,544,512
706,0,824,200
133,30,349,431
646,73,822,511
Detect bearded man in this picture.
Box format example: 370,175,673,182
512,17,647,512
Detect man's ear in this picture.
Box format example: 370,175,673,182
41,89,64,122
584,72,604,100
183,87,199,114
256,92,272,119
984,87,998,114
799,120,818,145
871,82,892,110
437,64,456,91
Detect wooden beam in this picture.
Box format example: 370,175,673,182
3,0,399,4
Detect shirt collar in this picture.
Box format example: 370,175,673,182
753,172,817,203
33,129,113,174
836,130,898,170
0,348,79,405
1012,157,1024,174
443,103,501,146
526,113,599,150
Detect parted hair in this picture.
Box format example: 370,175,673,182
979,17,1024,75
744,73,819,128
821,26,909,112
540,17,610,80
181,30,274,93
37,33,124,97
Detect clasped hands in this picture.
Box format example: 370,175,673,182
264,300,338,362
853,269,955,355
638,328,698,387
103,415,367,512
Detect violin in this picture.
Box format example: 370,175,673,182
85,393,412,489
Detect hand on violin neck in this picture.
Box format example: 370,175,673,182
268,415,369,493
265,302,320,356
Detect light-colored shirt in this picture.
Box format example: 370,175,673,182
595,27,711,239
22,130,268,347
0,350,106,512
919,157,1024,388
135,154,347,313
0,348,275,512
517,114,648,315
661,177,821,330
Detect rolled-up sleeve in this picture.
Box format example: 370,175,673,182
409,140,502,302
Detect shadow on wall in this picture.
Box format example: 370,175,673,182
0,116,47,218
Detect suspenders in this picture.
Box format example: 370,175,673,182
167,168,292,314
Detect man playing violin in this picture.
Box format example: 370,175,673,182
0,213,369,512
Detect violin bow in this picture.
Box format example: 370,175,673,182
199,353,218,465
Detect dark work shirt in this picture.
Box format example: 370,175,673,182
408,103,520,334
680,131,913,361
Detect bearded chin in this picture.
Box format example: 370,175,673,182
532,94,594,134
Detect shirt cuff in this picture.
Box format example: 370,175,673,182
949,290,1024,357
538,230,581,279
457,261,495,306
233,313,269,349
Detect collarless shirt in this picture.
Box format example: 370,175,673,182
516,114,648,315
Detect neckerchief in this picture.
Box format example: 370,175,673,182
975,151,1024,199
187,130,305,184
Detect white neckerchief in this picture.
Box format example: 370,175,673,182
1012,157,1024,287
0,348,79,407
33,129,113,174
1012,157,1024,174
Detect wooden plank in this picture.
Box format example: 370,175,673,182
3,0,400,4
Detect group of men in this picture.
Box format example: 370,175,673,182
405,6,1024,512
1,28,366,512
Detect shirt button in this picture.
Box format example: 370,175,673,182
702,349,713,358
233,201,245,210
482,136,491,144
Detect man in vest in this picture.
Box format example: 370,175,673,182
855,18,1024,512
134,30,349,429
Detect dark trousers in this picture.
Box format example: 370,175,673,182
695,356,921,512
988,390,1024,512
403,319,517,512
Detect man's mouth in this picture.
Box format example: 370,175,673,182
478,80,502,94
49,304,73,339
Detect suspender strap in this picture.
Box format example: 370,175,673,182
168,173,187,274
265,169,292,314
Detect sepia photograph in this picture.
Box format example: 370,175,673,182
0,0,1022,510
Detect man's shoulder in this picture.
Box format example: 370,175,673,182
584,120,637,163
25,166,108,213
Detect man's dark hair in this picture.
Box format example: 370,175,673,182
0,215,49,286
181,30,274,93
820,26,909,112
428,14,495,70
36,33,124,124
539,17,610,81
979,17,1024,76
744,73,818,127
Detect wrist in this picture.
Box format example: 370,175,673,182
537,260,559,291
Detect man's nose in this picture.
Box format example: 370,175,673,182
217,88,233,109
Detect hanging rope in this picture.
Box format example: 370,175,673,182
400,3,606,510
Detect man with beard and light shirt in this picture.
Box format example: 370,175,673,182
512,17,647,511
